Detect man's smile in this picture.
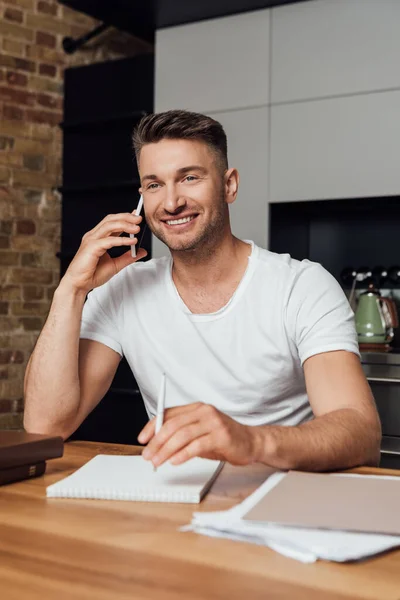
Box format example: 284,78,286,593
161,214,199,230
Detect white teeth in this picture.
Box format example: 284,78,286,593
166,216,194,225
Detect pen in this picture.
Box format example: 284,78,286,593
153,372,166,472
131,195,144,258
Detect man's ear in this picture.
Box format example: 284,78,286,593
224,168,239,205
139,187,143,195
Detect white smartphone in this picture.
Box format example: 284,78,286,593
131,195,144,258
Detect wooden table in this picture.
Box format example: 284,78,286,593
0,441,400,600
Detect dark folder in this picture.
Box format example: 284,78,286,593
0,430,63,470
0,461,46,486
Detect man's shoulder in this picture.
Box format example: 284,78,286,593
253,244,322,279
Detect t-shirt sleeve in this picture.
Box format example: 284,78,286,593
286,262,360,365
80,283,123,356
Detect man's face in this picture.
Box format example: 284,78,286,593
138,139,233,253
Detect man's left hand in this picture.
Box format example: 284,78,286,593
138,402,261,467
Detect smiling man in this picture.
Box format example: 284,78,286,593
24,110,381,471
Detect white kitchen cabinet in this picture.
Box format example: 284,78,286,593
270,90,400,203
155,9,270,114
271,0,400,103
152,106,269,258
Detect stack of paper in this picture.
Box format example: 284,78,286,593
183,472,400,563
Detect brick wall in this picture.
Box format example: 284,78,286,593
0,0,152,428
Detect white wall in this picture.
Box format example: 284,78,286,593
154,0,400,257
269,0,400,203
154,9,270,258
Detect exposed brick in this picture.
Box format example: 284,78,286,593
37,92,57,108
16,219,36,235
0,86,35,106
41,252,58,269
0,136,15,150
12,301,49,316
0,399,13,414
0,220,12,235
0,413,23,428
0,371,8,381
9,267,53,284
0,152,22,168
18,316,43,331
14,398,24,413
24,189,42,204
0,302,8,315
38,63,56,78
14,137,51,154
37,1,58,16
0,350,23,364
2,39,24,56
13,168,51,187
35,30,56,49
0,336,10,350
22,154,44,171
3,104,24,121
0,351,11,365
0,237,10,249
29,122,53,141
38,221,58,237
3,0,34,10
26,44,63,64
21,251,41,266
0,286,20,301
0,119,30,138
28,75,62,94
25,108,61,126
0,251,19,266
12,235,51,252
27,13,74,37
4,7,23,23
0,166,10,183
6,70,27,86
23,285,44,301
0,55,35,73
0,379,24,398
0,22,34,43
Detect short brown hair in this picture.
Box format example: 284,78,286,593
132,109,228,171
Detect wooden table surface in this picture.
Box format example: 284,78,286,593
1,441,400,600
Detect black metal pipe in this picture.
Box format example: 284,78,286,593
62,22,110,54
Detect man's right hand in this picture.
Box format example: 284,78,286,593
61,212,147,295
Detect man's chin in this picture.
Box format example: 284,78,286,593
150,228,201,252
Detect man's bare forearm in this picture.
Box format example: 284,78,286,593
253,408,381,471
23,281,87,437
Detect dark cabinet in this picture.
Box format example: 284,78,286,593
61,53,154,443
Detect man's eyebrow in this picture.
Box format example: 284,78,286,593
176,165,207,175
141,165,207,183
141,173,158,183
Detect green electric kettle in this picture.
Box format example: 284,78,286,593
355,283,398,346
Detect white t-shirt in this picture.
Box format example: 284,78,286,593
80,242,359,427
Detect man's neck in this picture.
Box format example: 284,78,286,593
171,234,252,290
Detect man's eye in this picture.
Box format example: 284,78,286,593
184,176,197,182
147,183,159,190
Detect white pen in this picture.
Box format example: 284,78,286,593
131,195,144,258
153,372,166,472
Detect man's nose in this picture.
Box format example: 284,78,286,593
163,186,186,213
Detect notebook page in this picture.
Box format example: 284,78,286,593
46,455,223,503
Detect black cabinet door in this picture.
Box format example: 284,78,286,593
61,53,154,443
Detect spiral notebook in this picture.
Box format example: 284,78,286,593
46,454,224,503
